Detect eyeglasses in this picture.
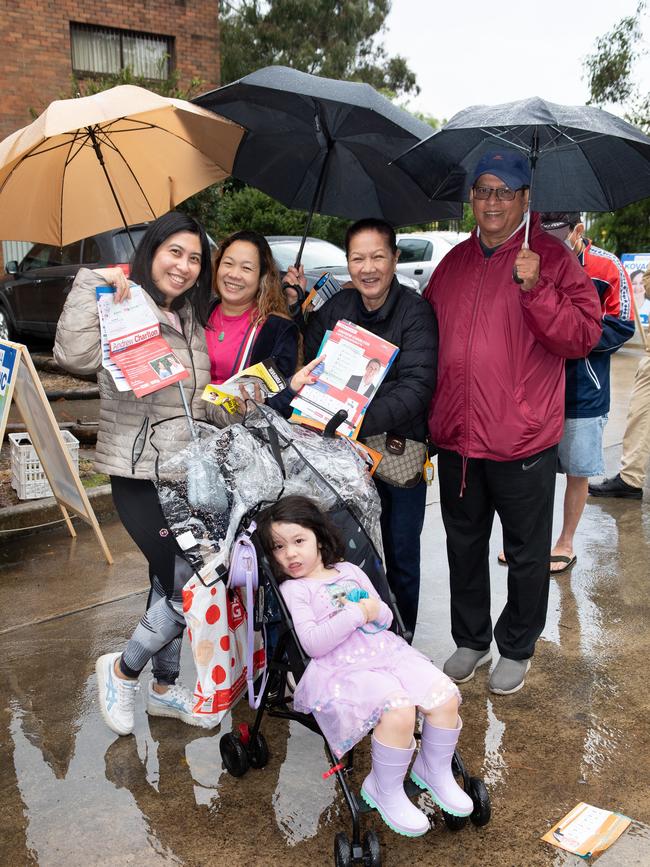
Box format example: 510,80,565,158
472,185,520,201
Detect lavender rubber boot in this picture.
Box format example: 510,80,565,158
360,736,430,837
410,720,473,816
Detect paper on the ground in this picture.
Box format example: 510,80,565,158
541,802,631,858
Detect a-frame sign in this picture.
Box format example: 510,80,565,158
0,338,112,563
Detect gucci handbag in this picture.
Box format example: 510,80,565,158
362,433,427,488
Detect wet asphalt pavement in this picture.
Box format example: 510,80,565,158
1,346,650,867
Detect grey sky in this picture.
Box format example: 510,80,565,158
384,0,650,122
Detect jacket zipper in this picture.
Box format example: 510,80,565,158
460,259,489,495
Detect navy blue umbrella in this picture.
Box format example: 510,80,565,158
396,96,650,247
194,66,462,264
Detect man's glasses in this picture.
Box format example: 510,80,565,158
472,185,519,201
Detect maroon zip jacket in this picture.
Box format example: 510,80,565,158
424,213,602,461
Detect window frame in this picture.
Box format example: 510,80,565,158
69,22,174,82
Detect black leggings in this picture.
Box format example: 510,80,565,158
110,476,192,683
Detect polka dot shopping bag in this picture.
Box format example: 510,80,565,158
182,572,265,726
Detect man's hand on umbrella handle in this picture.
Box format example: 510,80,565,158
513,247,540,292
94,266,131,303
289,356,323,392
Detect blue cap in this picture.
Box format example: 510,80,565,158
472,150,531,189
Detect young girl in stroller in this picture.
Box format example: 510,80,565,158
256,495,474,838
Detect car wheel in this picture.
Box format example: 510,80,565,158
0,307,11,341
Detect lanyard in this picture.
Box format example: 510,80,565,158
228,321,259,379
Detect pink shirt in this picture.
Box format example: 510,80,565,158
206,306,253,384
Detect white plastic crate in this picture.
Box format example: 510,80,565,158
9,430,80,500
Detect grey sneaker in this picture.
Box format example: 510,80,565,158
443,648,492,683
489,657,531,695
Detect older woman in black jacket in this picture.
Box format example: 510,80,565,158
300,218,437,637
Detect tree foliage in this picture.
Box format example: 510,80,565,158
583,2,650,253
220,0,418,98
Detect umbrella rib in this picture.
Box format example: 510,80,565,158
92,126,158,219
57,128,90,246
99,116,232,166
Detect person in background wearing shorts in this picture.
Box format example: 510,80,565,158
538,213,634,572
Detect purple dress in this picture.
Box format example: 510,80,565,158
280,562,460,758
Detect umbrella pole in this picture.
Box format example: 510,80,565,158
523,128,540,249
87,126,137,250
294,149,331,267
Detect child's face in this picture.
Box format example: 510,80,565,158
270,522,323,579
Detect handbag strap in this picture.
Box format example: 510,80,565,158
227,521,267,708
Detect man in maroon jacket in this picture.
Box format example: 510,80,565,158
425,150,602,695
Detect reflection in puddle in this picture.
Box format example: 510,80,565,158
8,686,178,865
542,579,561,646
185,716,230,808
581,718,621,781
273,721,338,845
482,699,506,787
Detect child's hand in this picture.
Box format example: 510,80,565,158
358,596,380,622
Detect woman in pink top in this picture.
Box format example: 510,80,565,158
257,495,473,838
207,231,299,388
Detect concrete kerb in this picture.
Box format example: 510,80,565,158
0,484,115,536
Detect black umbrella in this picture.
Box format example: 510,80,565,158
395,96,650,248
194,65,461,264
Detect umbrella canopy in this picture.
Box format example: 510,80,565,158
194,65,462,239
395,96,650,213
0,85,245,246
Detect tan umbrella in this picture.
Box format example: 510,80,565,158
0,84,245,246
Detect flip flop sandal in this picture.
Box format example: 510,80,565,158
549,554,577,574
497,553,507,565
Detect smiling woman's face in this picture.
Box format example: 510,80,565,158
347,229,398,311
216,240,261,312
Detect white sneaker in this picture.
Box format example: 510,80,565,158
96,652,139,736
146,681,214,729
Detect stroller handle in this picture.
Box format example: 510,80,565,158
324,409,348,438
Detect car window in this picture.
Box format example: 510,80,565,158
112,228,147,263
21,243,62,270
397,239,433,264
61,241,82,265
82,236,102,263
270,240,347,271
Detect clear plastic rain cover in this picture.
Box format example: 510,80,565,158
154,403,382,584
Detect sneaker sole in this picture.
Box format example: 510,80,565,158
489,660,531,695
409,771,473,818
95,654,133,737
589,490,642,499
444,652,492,684
146,703,212,728
360,787,429,837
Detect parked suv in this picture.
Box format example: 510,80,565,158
266,235,420,293
395,231,469,291
0,224,149,341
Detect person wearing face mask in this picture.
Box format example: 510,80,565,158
424,152,602,696
498,213,635,571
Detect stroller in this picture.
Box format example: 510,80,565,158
154,405,491,866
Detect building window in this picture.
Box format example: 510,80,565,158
70,23,173,80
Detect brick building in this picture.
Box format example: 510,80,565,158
0,0,221,266
0,0,220,141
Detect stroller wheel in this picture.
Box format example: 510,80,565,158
220,732,250,777
468,777,491,826
442,811,469,832
362,830,381,866
248,732,270,769
334,831,352,867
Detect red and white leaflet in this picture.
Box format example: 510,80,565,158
97,285,188,398
290,319,398,438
